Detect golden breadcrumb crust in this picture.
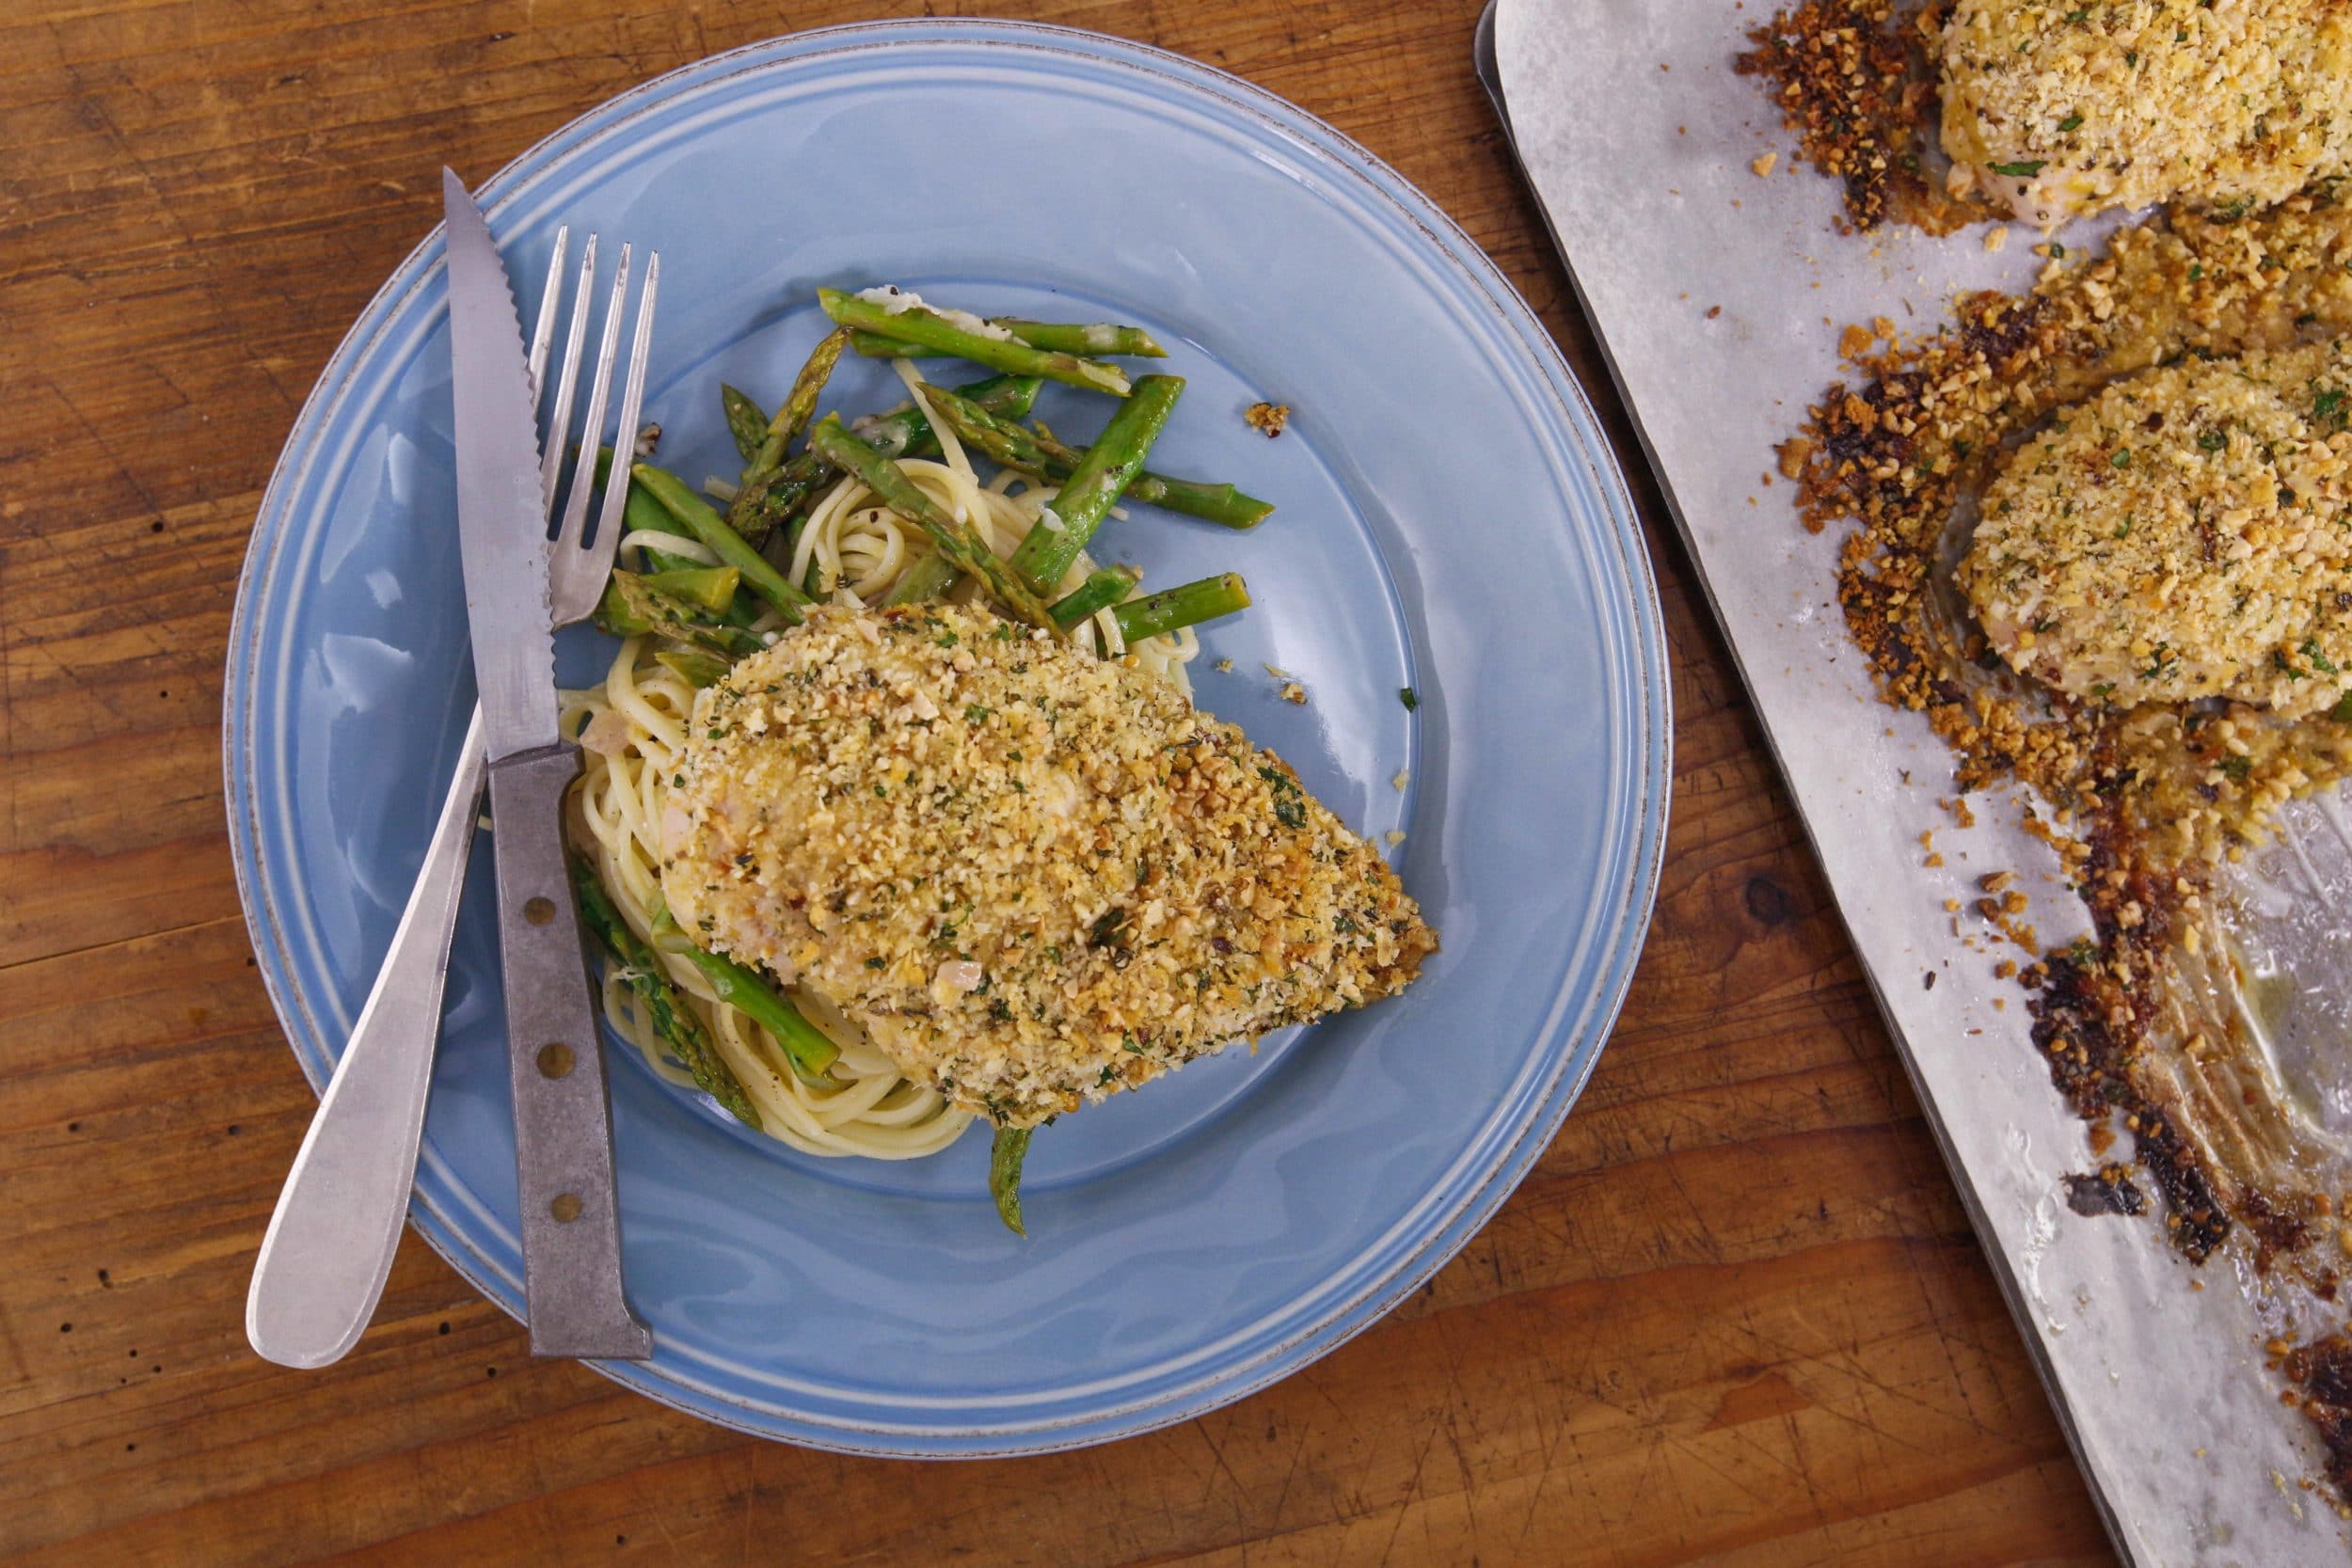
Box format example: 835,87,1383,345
660,603,1436,1127
1940,0,2352,223
1962,341,2352,715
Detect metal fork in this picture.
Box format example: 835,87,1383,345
247,224,660,1370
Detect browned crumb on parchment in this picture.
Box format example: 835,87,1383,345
1735,0,1982,233
2062,1164,2147,1217
1244,401,1289,437
1788,195,2352,1495
2283,1338,2352,1510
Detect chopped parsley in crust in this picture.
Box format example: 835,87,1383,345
1961,341,2352,717
659,603,1436,1128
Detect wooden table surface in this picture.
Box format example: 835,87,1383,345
0,2,2123,1562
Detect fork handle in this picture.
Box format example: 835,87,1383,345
485,741,652,1360
246,707,486,1369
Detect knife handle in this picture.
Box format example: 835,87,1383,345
485,741,652,1361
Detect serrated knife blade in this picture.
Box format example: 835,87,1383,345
443,169,559,762
438,168,650,1362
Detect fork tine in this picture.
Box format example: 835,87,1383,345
556,243,632,551
539,233,599,517
523,225,568,413
591,252,660,556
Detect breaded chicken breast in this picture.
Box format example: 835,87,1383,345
1959,341,2352,716
660,603,1435,1128
1939,0,2352,225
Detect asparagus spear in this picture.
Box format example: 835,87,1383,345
735,374,1049,552
990,1125,1032,1237
853,373,1043,459
807,416,1057,628
590,446,743,575
866,381,1053,607
654,648,730,689
919,380,1271,531
617,467,717,576
1123,473,1275,532
852,317,1165,359
1111,572,1251,643
607,468,776,630
720,384,769,463
881,552,959,608
595,572,765,659
648,902,840,1085
632,463,810,619
1009,374,1185,594
752,373,1045,543
725,327,851,543
1049,564,1140,628
642,564,739,615
909,382,1060,475
740,451,837,552
571,857,760,1129
767,326,850,454
994,318,1165,357
818,287,1131,397
893,564,1247,644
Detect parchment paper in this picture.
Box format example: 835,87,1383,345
1487,1,2348,1560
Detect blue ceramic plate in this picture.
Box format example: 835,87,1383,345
225,20,1667,1454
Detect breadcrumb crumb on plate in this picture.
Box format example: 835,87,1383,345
1244,400,1290,436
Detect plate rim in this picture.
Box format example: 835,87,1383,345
221,16,1672,1455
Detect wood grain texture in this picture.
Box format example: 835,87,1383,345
0,2,2119,1563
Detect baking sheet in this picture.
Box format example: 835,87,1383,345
1482,1,2349,1561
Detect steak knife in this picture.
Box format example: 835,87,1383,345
442,172,650,1360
